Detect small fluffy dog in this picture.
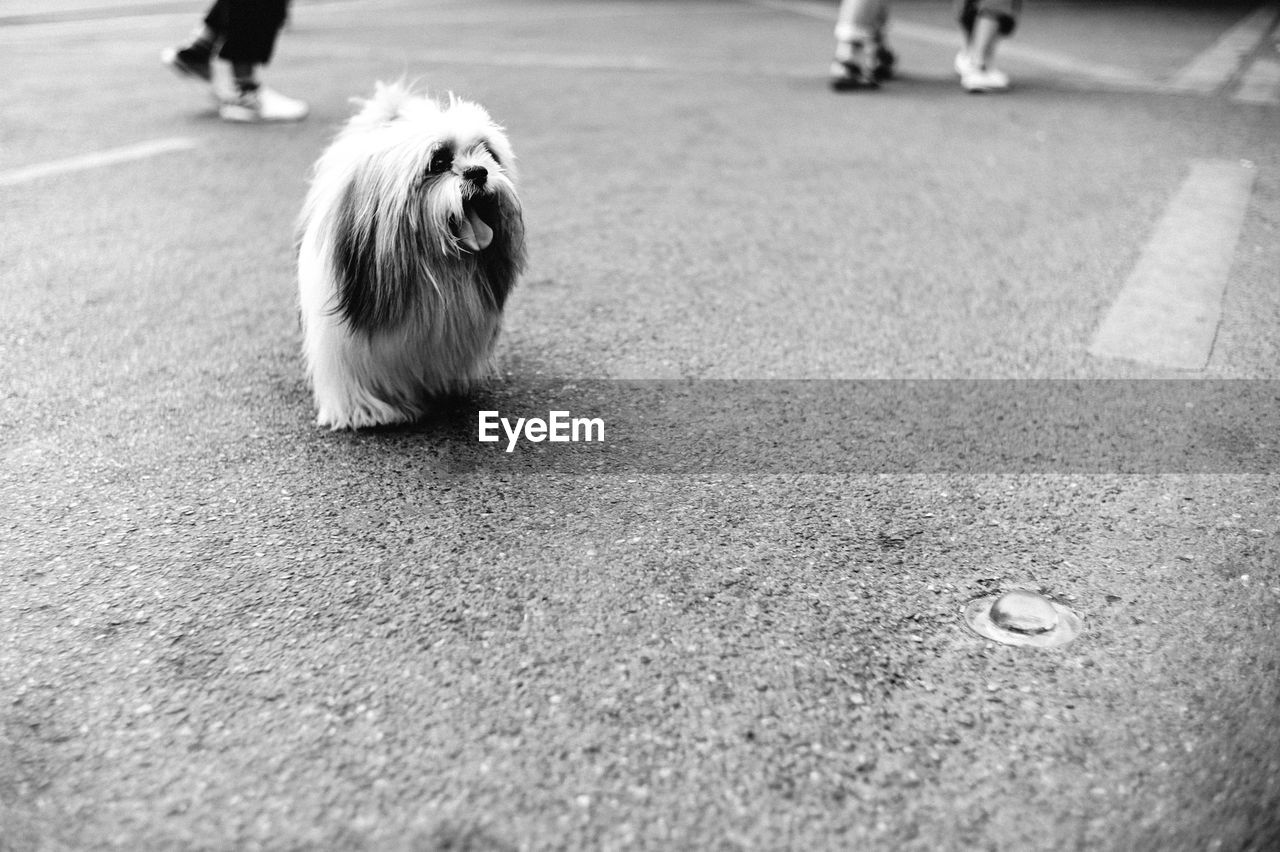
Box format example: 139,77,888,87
297,81,526,429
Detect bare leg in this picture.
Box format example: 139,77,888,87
957,12,1010,91
968,13,1001,68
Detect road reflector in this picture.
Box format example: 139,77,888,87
964,590,1082,648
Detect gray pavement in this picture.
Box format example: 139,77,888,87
2,1,1279,850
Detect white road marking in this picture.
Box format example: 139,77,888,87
294,40,816,78
343,0,752,24
0,137,198,187
1170,4,1280,93
1233,56,1280,104
1088,160,1257,371
0,0,743,40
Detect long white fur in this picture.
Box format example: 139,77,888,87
297,82,524,430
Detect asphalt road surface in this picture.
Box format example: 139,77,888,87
2,1,1279,850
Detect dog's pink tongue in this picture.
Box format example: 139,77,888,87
459,209,494,252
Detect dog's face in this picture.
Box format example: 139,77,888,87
361,89,518,258
411,109,512,255
315,82,526,330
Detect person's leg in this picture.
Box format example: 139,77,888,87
834,0,888,45
160,0,230,82
956,0,1019,92
869,2,895,81
215,0,307,121
969,13,1001,67
201,0,232,39
216,0,290,85
831,0,891,89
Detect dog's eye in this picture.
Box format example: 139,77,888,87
427,147,453,174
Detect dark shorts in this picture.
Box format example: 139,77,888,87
205,0,291,64
956,0,1022,37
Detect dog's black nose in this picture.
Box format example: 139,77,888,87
462,166,488,186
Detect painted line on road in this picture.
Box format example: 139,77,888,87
1170,4,1280,94
1233,56,1280,104
0,137,199,187
337,0,754,25
1,0,745,38
0,2,193,27
296,41,818,78
0,0,375,26
1088,160,1257,371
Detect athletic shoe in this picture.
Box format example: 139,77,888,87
219,86,310,123
960,64,1010,93
161,45,213,82
829,58,878,91
871,44,897,82
954,50,976,78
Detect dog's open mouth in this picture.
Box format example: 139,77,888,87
456,195,499,253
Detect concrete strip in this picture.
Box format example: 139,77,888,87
1169,4,1280,93
0,137,198,187
1088,160,1257,371
1232,56,1280,104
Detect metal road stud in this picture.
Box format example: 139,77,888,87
963,590,1082,648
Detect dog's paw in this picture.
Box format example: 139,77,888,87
316,398,415,431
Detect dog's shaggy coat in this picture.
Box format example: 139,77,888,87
297,82,525,429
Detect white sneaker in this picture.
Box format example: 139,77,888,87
955,50,976,78
219,86,309,122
